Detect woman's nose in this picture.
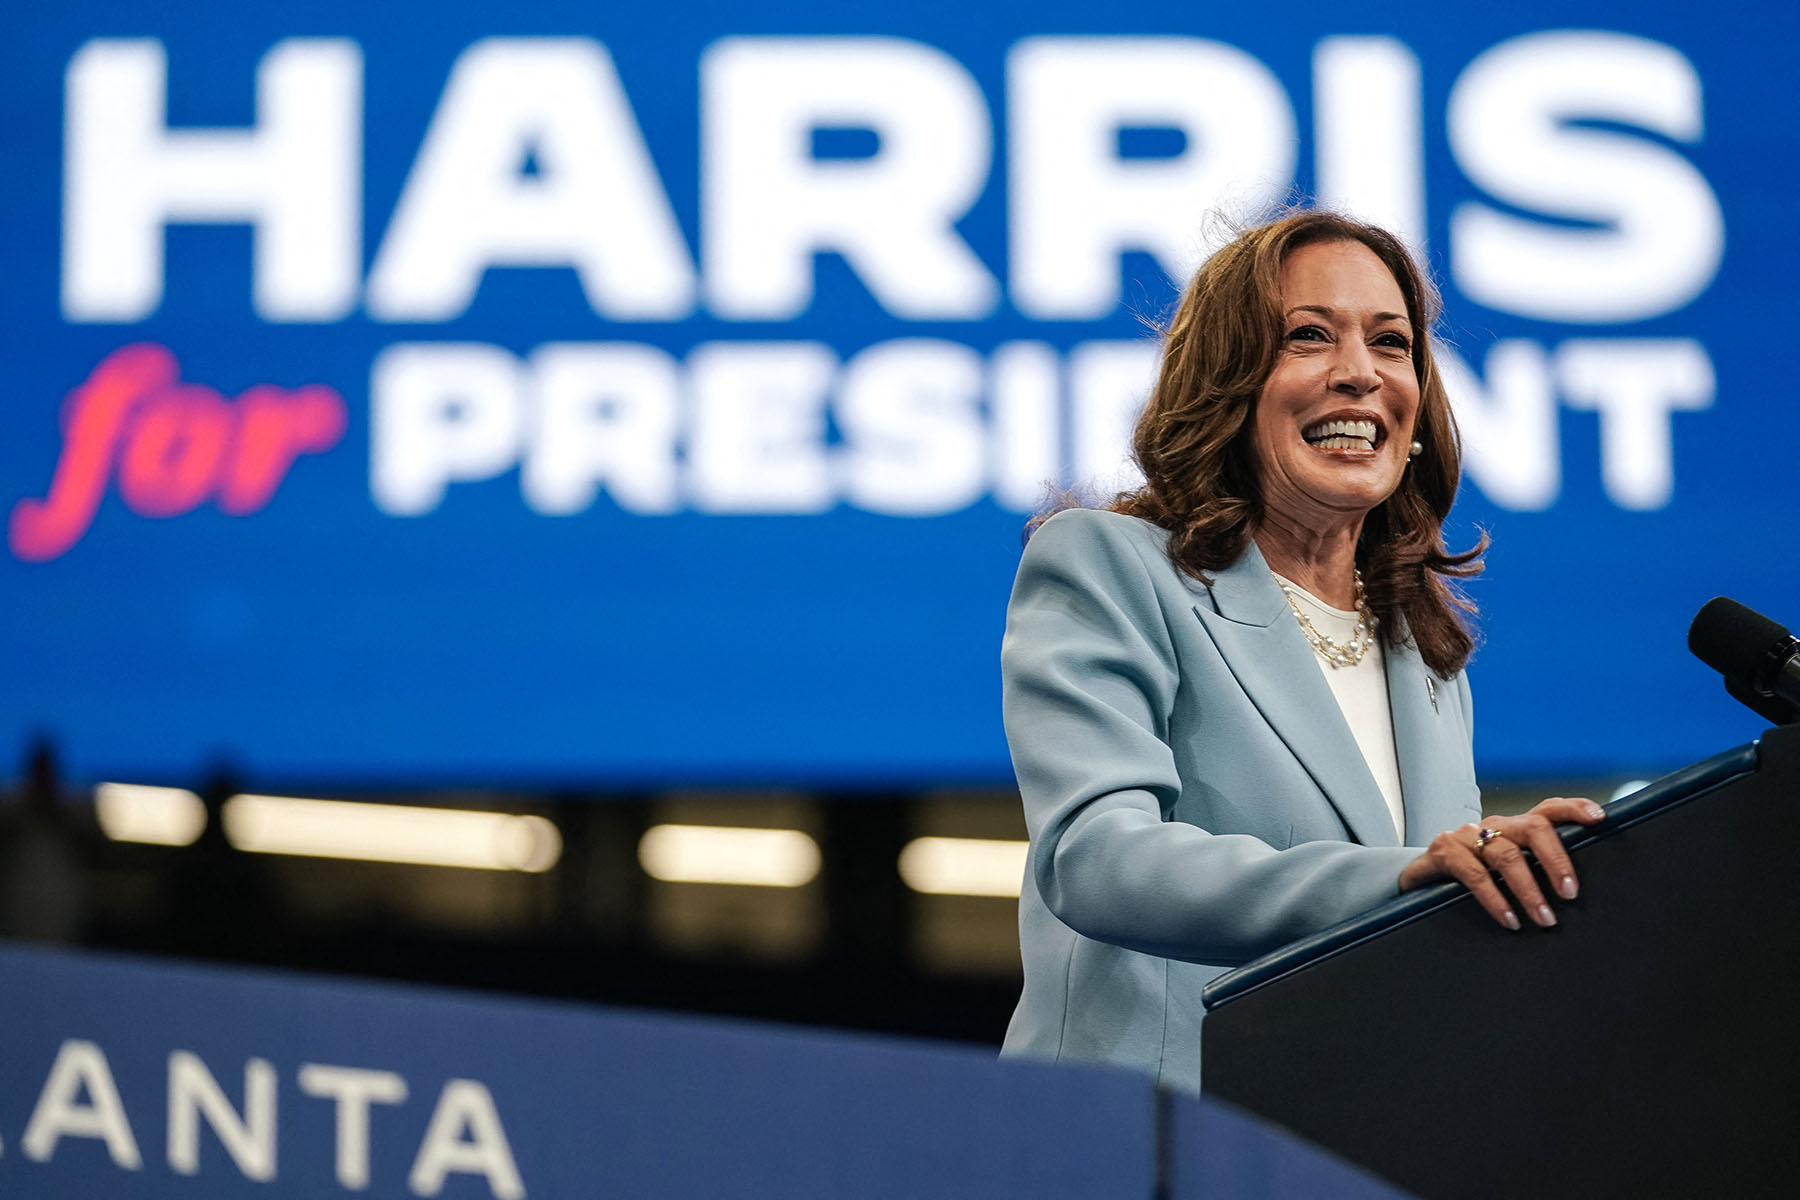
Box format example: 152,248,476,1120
1329,346,1379,395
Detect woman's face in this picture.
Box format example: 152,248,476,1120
1251,238,1421,531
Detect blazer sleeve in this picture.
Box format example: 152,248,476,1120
1002,510,1421,967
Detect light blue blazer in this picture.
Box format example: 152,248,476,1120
999,509,1481,1094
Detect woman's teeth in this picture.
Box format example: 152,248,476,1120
1303,419,1378,451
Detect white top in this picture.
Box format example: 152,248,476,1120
1271,574,1406,842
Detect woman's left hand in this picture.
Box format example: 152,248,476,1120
1400,796,1606,929
1472,797,1606,920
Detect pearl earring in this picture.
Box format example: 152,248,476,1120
1408,440,1423,458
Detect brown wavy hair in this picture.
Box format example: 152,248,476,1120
1112,210,1485,677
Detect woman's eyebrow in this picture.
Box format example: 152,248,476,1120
1285,304,1411,325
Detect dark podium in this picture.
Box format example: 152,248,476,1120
1201,723,1800,1199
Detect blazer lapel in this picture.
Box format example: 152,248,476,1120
1190,542,1399,848
1385,629,1472,846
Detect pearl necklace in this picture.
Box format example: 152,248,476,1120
1277,570,1377,669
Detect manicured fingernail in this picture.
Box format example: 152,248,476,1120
1558,875,1578,900
1502,910,1520,931
1584,802,1605,820
1537,905,1557,927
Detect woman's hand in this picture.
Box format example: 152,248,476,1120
1398,797,1607,930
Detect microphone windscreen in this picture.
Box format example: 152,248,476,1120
1688,597,1791,680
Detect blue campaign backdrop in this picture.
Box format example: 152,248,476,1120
0,0,1791,788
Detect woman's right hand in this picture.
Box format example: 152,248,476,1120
1398,797,1607,930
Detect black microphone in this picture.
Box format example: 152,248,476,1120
1688,597,1800,725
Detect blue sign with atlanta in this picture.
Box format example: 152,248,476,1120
0,941,1154,1198
0,0,1791,785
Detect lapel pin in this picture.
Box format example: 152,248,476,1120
1426,677,1438,712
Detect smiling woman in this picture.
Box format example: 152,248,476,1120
1111,211,1479,677
998,210,1607,1094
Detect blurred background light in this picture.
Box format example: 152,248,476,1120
221,794,562,872
638,824,821,887
899,836,1028,897
95,782,207,846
